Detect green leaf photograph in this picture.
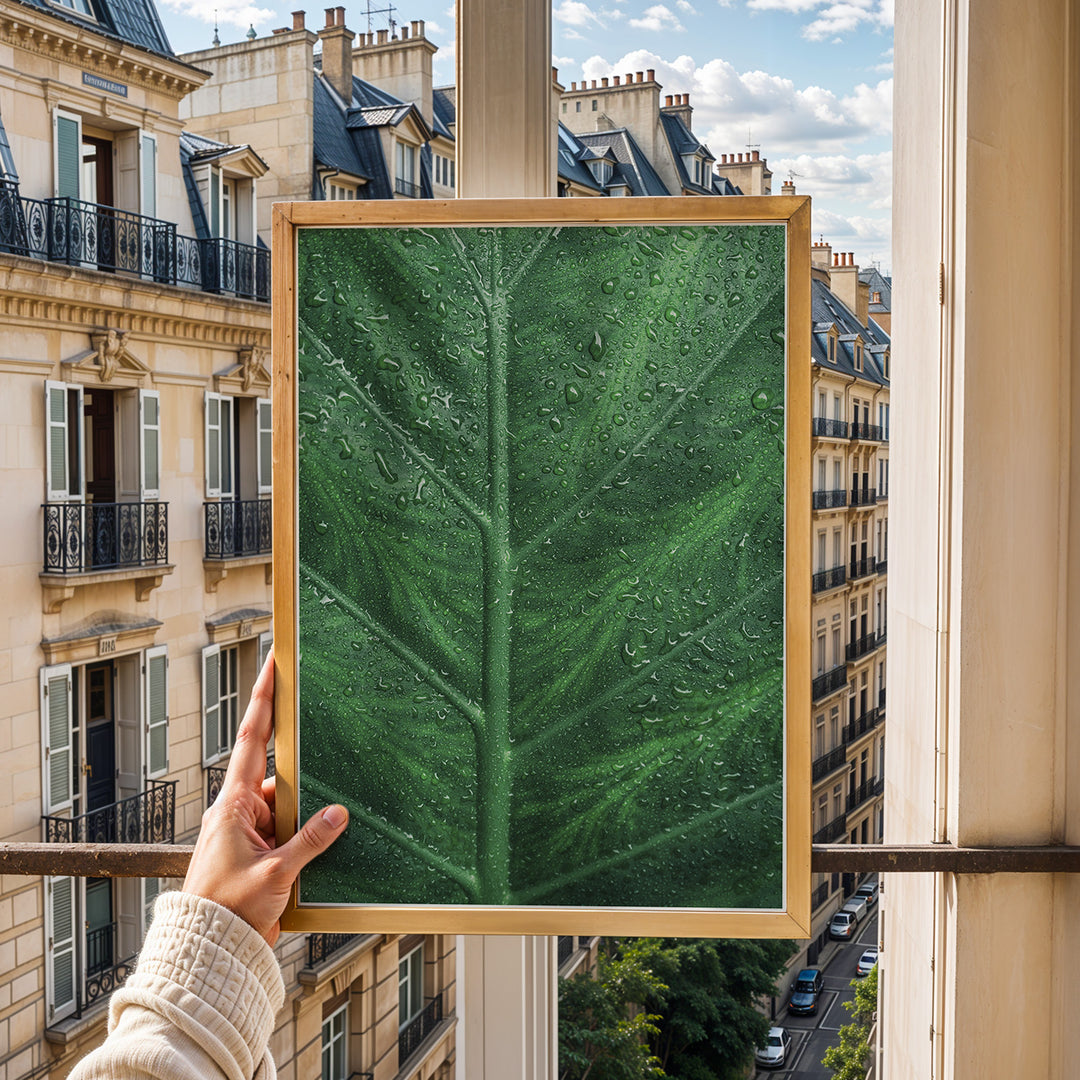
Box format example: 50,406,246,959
294,220,787,911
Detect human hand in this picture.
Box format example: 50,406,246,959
183,648,348,945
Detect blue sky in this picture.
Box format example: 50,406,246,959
161,0,893,272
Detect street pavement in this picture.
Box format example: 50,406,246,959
753,908,879,1080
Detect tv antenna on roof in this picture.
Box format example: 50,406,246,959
362,0,398,35
746,127,760,154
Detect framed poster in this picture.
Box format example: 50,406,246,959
273,197,810,937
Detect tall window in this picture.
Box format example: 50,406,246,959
202,641,252,766
321,1000,348,1080
399,944,424,1027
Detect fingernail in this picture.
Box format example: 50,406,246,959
323,804,347,828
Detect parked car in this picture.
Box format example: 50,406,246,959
788,967,824,1015
830,910,856,940
856,947,879,976
842,895,868,924
754,1026,792,1069
854,880,879,906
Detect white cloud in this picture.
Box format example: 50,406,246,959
745,0,891,40
629,4,685,31
563,27,586,39
425,20,446,35
554,0,604,27
746,0,822,12
676,0,698,12
163,0,273,31
553,54,578,68
773,150,891,208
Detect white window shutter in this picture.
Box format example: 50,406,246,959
40,664,73,816
258,630,273,672
140,132,157,219
45,381,71,502
205,392,221,498
144,645,168,779
141,876,161,934
257,398,272,495
139,389,161,500
201,643,221,767
45,876,77,1022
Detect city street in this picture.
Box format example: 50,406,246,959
755,910,879,1079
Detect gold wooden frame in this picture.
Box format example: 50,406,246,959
273,197,811,937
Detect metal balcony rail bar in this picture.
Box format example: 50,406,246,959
812,565,847,592
43,501,168,573
0,185,269,302
849,487,878,507
810,881,831,910
843,707,883,745
204,499,272,559
846,631,879,662
812,488,847,510
850,423,883,441
812,664,847,702
43,781,176,845
79,920,136,1019
207,752,275,808
812,744,848,782
876,558,888,574
811,417,849,438
849,556,877,580
813,815,847,845
394,177,422,198
398,993,443,1066
846,776,883,814
307,933,356,967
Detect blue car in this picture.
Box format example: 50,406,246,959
788,968,823,1015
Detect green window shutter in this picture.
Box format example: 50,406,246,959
40,664,73,815
140,133,157,218
257,398,272,494
202,644,221,766
45,382,70,501
140,390,161,499
145,645,168,778
46,876,77,1022
55,114,80,200
205,393,221,497
219,396,233,498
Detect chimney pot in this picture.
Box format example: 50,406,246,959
571,81,577,90
625,72,633,83
552,65,559,80
752,150,759,161
335,6,344,25
739,153,744,162
411,19,419,34
601,77,609,87
613,75,620,86
401,25,409,38
324,7,334,28
377,28,387,43
646,68,655,81
665,94,673,106
636,71,643,82
591,79,597,88
292,9,305,28
416,19,424,36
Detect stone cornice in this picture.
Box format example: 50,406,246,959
0,2,210,100
0,252,270,349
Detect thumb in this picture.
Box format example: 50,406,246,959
277,804,349,877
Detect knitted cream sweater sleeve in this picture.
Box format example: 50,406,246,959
68,892,286,1080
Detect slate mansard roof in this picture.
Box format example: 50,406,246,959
859,265,893,315
566,126,670,196
659,110,718,196
14,0,173,57
810,277,890,387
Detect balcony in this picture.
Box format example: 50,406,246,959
849,556,878,581
399,992,444,1067
812,417,849,439
847,776,885,814
812,489,847,510
879,687,887,714
843,707,882,745
850,422,883,441
812,565,847,593
811,881,832,910
813,814,847,845
846,631,879,662
877,558,888,575
307,933,357,967
77,922,136,1019
812,664,847,702
395,177,422,198
204,500,272,559
850,487,878,507
812,744,848,782
43,780,176,844
207,752,274,809
0,186,268,302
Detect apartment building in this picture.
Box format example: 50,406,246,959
0,0,456,1076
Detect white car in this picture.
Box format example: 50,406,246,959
856,947,879,976
754,1026,792,1069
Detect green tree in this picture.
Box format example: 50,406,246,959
822,966,878,1080
559,944,667,1080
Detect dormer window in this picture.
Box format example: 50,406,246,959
327,181,357,200
828,336,837,363
588,159,612,185
50,0,95,19
872,291,882,304
854,343,863,371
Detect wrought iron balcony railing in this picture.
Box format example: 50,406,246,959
42,501,168,573
43,780,176,844
850,423,883,441
846,632,879,662
812,565,847,593
847,776,884,814
207,752,274,808
879,687,887,712
813,814,847,845
850,487,878,507
812,664,847,702
0,186,269,302
395,177,422,198
812,417,849,438
812,744,848,783
812,489,848,510
307,933,356,967
204,500,272,559
811,881,832,910
399,993,443,1066
849,556,878,581
876,558,888,575
844,707,882,745
78,921,136,1019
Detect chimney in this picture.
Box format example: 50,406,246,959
636,71,643,82
830,252,868,323
811,239,832,271
352,14,437,128
318,6,354,101
401,24,409,38
292,9,305,29
601,77,609,87
646,68,655,81
661,91,693,131
613,75,620,86
781,179,796,195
